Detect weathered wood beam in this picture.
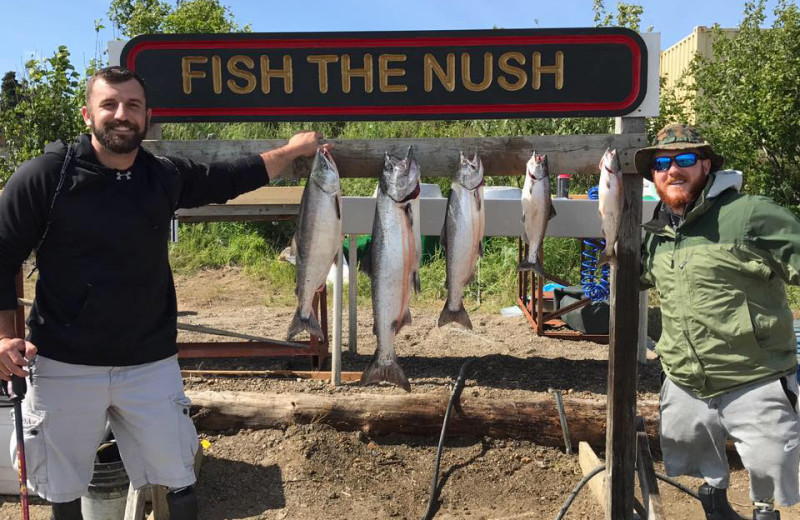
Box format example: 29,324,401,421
605,117,645,520
143,134,647,178
186,390,661,449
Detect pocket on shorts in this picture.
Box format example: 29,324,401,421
172,395,198,467
10,409,48,486
779,376,799,416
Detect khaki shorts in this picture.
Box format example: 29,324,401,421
660,375,800,506
8,355,198,503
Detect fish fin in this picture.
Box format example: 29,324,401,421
335,192,342,221
597,251,618,268
287,308,324,341
478,240,484,258
360,354,411,392
413,270,421,294
474,188,482,212
549,204,557,220
438,300,473,329
395,308,413,333
517,259,548,279
403,202,413,228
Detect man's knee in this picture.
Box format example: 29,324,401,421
50,498,82,520
167,485,198,520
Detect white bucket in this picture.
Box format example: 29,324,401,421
0,397,19,495
483,186,522,200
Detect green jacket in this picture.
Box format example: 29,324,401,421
641,170,800,398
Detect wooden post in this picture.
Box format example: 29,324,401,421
348,234,357,353
605,117,644,520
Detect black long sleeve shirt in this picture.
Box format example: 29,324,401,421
0,134,269,365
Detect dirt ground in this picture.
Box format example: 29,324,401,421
2,266,800,519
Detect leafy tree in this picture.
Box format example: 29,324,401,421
108,0,171,38
108,0,248,37
688,0,800,211
163,0,250,33
0,46,85,185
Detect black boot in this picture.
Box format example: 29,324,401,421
698,484,741,520
166,485,198,520
50,498,83,520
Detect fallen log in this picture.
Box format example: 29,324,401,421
186,390,660,451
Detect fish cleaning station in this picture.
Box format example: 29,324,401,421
13,28,667,519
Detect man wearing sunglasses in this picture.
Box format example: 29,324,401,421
635,123,800,520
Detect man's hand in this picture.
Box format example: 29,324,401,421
0,337,36,381
261,130,334,181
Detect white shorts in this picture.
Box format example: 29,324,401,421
660,375,800,506
9,354,198,503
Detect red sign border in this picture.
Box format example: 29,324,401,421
121,29,647,121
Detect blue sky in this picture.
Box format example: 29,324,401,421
0,0,776,76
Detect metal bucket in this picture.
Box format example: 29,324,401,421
81,441,129,520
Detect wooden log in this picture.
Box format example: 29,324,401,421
182,369,363,382
186,390,661,448
143,134,647,179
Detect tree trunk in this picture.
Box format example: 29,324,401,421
187,390,661,451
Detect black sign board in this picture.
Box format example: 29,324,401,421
121,28,647,122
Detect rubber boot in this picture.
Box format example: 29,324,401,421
698,484,741,520
50,498,83,520
166,485,198,520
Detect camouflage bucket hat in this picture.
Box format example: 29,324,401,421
634,123,724,181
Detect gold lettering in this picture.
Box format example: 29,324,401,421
341,54,373,94
227,55,256,94
212,55,222,94
378,54,407,93
424,53,455,92
461,52,492,92
307,55,339,94
260,55,293,94
532,51,564,90
498,52,527,91
181,56,207,95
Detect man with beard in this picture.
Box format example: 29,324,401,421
0,66,329,520
636,123,800,520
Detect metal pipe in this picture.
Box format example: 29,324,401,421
549,387,572,455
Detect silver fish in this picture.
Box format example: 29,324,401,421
361,146,421,392
438,152,485,329
287,148,342,341
519,152,555,276
598,148,623,267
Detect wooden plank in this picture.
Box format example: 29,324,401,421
605,117,645,520
225,186,304,205
637,431,666,520
181,369,363,381
123,484,147,520
144,134,647,179
578,441,607,509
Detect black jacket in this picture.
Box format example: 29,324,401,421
0,134,268,366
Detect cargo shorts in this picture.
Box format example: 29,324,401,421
659,374,800,506
8,354,198,503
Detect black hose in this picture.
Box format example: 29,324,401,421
654,472,700,500
553,464,605,520
420,357,477,520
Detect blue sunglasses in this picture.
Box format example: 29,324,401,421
653,152,700,172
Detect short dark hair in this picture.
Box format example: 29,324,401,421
86,66,148,107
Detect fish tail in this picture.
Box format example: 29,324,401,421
437,300,473,330
517,259,547,278
286,308,324,340
597,251,618,268
360,354,411,392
